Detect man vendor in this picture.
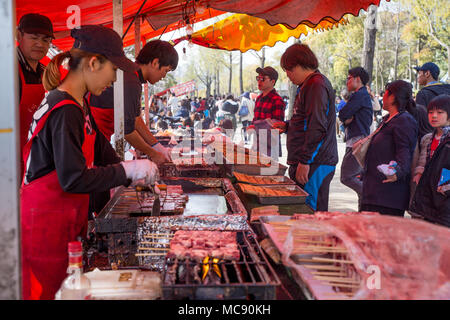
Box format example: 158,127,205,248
89,40,179,165
16,13,54,174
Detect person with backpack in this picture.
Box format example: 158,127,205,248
218,94,239,133
237,92,255,143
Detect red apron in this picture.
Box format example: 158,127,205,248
88,92,115,141
88,71,141,141
18,65,46,177
21,98,96,300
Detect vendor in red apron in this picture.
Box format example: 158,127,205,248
88,40,178,215
16,13,54,175
21,25,159,300
89,40,178,165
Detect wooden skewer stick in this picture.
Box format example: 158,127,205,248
303,265,344,271
135,253,167,257
311,271,347,276
314,276,361,284
138,247,169,251
322,292,354,297
140,241,169,245
323,282,360,289
290,238,334,245
143,235,173,239
143,233,173,237
312,257,354,264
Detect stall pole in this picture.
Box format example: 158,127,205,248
113,0,125,159
143,38,149,127
0,0,21,299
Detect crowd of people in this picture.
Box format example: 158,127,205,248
14,12,450,300
148,48,450,229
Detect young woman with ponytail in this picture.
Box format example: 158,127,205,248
21,25,159,300
360,80,418,216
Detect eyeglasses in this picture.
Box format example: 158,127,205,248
256,76,269,82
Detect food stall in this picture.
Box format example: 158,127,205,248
10,0,440,302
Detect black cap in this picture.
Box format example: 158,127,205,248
18,13,54,38
256,66,278,82
414,62,440,80
71,25,138,73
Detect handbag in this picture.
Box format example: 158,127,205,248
352,122,384,167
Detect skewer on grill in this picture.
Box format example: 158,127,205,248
140,241,170,245
135,253,167,257
138,247,169,251
143,235,173,239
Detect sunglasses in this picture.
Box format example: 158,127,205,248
256,75,270,82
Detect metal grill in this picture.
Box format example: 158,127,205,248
162,231,280,300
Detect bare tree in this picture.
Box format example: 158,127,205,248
250,47,266,68
362,5,378,85
393,4,402,80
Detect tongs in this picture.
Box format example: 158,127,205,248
136,184,161,216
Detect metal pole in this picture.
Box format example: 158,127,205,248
0,0,21,299
113,0,125,159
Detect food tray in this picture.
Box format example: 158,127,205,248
237,183,308,205
233,172,295,185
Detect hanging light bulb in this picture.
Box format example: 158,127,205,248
186,24,194,36
188,40,194,48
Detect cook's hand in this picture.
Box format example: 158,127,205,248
296,163,310,185
153,143,172,162
382,174,397,183
121,159,160,186
272,121,286,133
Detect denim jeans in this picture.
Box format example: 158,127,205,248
340,147,363,200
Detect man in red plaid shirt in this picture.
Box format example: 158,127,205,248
248,66,285,159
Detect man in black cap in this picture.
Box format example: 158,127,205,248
89,40,179,165
248,66,285,159
415,62,450,107
16,13,54,176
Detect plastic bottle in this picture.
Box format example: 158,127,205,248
59,241,91,300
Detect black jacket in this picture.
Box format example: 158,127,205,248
410,128,450,227
338,86,373,140
25,90,128,193
286,71,338,166
362,112,418,210
416,82,450,108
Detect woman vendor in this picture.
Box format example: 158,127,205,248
21,25,158,300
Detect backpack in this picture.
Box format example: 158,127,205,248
238,103,249,116
222,101,239,114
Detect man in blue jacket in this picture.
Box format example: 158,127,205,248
338,67,373,207
276,44,338,211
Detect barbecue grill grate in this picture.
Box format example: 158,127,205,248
162,231,280,300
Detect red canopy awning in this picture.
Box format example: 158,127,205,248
17,0,383,51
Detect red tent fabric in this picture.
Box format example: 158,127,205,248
17,0,384,51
